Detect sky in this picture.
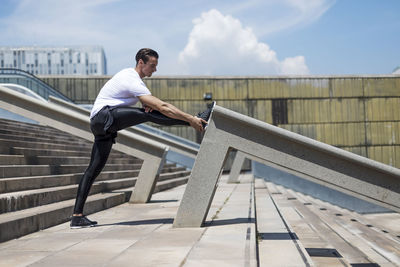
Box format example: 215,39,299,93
0,0,399,76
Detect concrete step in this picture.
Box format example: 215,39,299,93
153,175,189,193
0,163,180,193
159,165,186,174
0,132,90,146
0,124,89,139
157,170,191,182
344,206,400,244
0,172,190,214
299,193,400,265
0,191,128,242
0,154,140,165
0,139,92,154
0,119,82,140
265,181,400,266
0,170,140,194
0,117,75,133
0,154,26,165
7,146,134,159
0,163,143,178
255,179,313,267
0,127,89,144
0,118,56,131
0,177,137,214
264,181,353,266
0,120,140,161
0,176,190,243
7,146,92,157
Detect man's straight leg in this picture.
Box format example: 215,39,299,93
73,138,113,214
109,107,189,132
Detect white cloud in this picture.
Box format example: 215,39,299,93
281,56,309,75
178,9,309,75
229,0,335,37
0,1,330,75
283,0,334,27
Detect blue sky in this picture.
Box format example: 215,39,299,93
0,0,399,76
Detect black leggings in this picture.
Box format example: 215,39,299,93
73,106,189,214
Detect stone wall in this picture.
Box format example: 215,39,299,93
39,75,400,168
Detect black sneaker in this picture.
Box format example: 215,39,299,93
197,101,216,129
70,215,98,225
70,216,97,229
84,216,98,225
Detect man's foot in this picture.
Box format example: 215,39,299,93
84,216,98,225
70,215,97,229
197,101,216,129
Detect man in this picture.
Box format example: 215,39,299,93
70,48,214,228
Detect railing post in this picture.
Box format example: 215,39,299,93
173,120,230,227
129,149,167,203
227,151,246,184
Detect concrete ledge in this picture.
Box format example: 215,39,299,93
174,105,400,227
0,86,169,203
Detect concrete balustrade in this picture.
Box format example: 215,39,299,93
0,85,168,203
174,105,400,227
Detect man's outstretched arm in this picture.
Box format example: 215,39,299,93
138,95,206,132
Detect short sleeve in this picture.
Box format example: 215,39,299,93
133,80,151,97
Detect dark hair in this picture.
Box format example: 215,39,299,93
135,48,159,65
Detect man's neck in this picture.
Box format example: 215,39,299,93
134,67,144,79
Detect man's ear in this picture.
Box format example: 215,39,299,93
136,59,143,68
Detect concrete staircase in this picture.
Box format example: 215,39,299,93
0,118,190,242
256,178,400,266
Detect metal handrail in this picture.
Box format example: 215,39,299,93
0,68,71,102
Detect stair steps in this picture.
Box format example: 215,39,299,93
262,179,400,266
0,118,191,242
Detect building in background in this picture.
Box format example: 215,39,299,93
0,46,107,75
393,66,400,74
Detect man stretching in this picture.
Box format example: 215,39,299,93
71,48,214,228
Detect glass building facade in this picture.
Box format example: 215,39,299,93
0,46,107,75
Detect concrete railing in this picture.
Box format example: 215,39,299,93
48,96,198,159
173,105,400,227
0,85,168,203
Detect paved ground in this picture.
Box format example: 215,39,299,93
0,174,257,267
1,173,399,267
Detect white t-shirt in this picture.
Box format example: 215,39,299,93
90,68,151,118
